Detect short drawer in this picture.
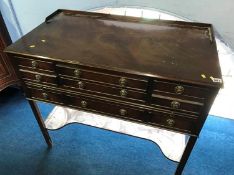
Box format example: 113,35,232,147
28,87,64,104
15,56,54,72
149,110,198,134
60,77,147,102
151,95,203,114
56,64,148,90
153,80,209,98
19,69,57,85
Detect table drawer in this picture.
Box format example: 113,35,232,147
56,64,148,90
151,95,203,114
27,86,146,123
19,69,57,85
27,85,199,134
60,77,146,102
153,80,209,98
149,110,198,134
28,87,64,104
15,56,54,72
67,95,145,122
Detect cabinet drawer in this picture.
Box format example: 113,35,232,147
15,56,54,72
60,77,146,102
153,80,209,98
149,110,198,134
19,69,57,85
151,95,203,114
56,64,147,90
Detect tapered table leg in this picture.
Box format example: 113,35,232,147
28,100,52,148
175,136,197,175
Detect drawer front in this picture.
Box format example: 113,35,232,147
27,85,199,134
15,56,54,72
153,80,209,98
56,65,147,90
149,110,197,134
151,95,203,114
67,95,145,122
28,87,64,104
27,86,146,122
60,77,146,102
20,69,57,85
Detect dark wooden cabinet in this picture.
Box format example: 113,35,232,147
5,9,223,175
0,12,18,91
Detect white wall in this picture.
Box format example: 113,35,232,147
11,0,115,36
1,0,234,50
115,0,234,49
0,0,22,42
0,0,115,41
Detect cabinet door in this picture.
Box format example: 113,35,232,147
0,12,18,91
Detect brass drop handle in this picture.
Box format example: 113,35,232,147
31,60,38,69
74,69,81,77
166,118,175,127
81,100,87,108
35,74,42,82
171,101,180,109
42,92,48,99
120,89,127,97
175,85,184,94
78,81,85,89
119,77,127,87
120,109,127,116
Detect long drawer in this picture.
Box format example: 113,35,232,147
56,64,148,90
59,77,147,102
27,86,146,123
26,85,198,135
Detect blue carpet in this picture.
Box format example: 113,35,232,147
0,88,234,175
